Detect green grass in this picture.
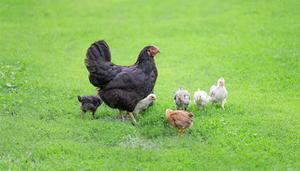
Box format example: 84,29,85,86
1,0,299,170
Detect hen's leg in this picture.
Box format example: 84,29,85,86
128,112,137,125
119,110,125,121
133,111,139,122
92,111,96,119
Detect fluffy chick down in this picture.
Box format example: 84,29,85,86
174,88,190,110
165,109,193,135
133,94,156,114
194,89,211,109
209,77,228,109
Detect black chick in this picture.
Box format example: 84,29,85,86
77,95,103,119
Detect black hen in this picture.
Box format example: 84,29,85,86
85,40,159,124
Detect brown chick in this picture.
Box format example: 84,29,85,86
165,109,194,136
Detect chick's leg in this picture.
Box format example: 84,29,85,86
178,128,184,136
128,112,137,125
221,99,226,110
203,105,206,111
81,111,85,119
197,104,202,110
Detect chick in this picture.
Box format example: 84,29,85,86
77,95,103,119
174,88,190,110
194,89,211,110
148,91,155,107
209,77,228,109
165,109,193,136
118,94,156,122
133,94,156,115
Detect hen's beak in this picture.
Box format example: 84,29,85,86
153,49,160,57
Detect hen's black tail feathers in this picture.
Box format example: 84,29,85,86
85,40,119,88
86,40,111,62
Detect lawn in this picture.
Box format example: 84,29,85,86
0,0,299,170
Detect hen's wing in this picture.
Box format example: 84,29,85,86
85,40,125,88
104,66,156,97
100,66,157,111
